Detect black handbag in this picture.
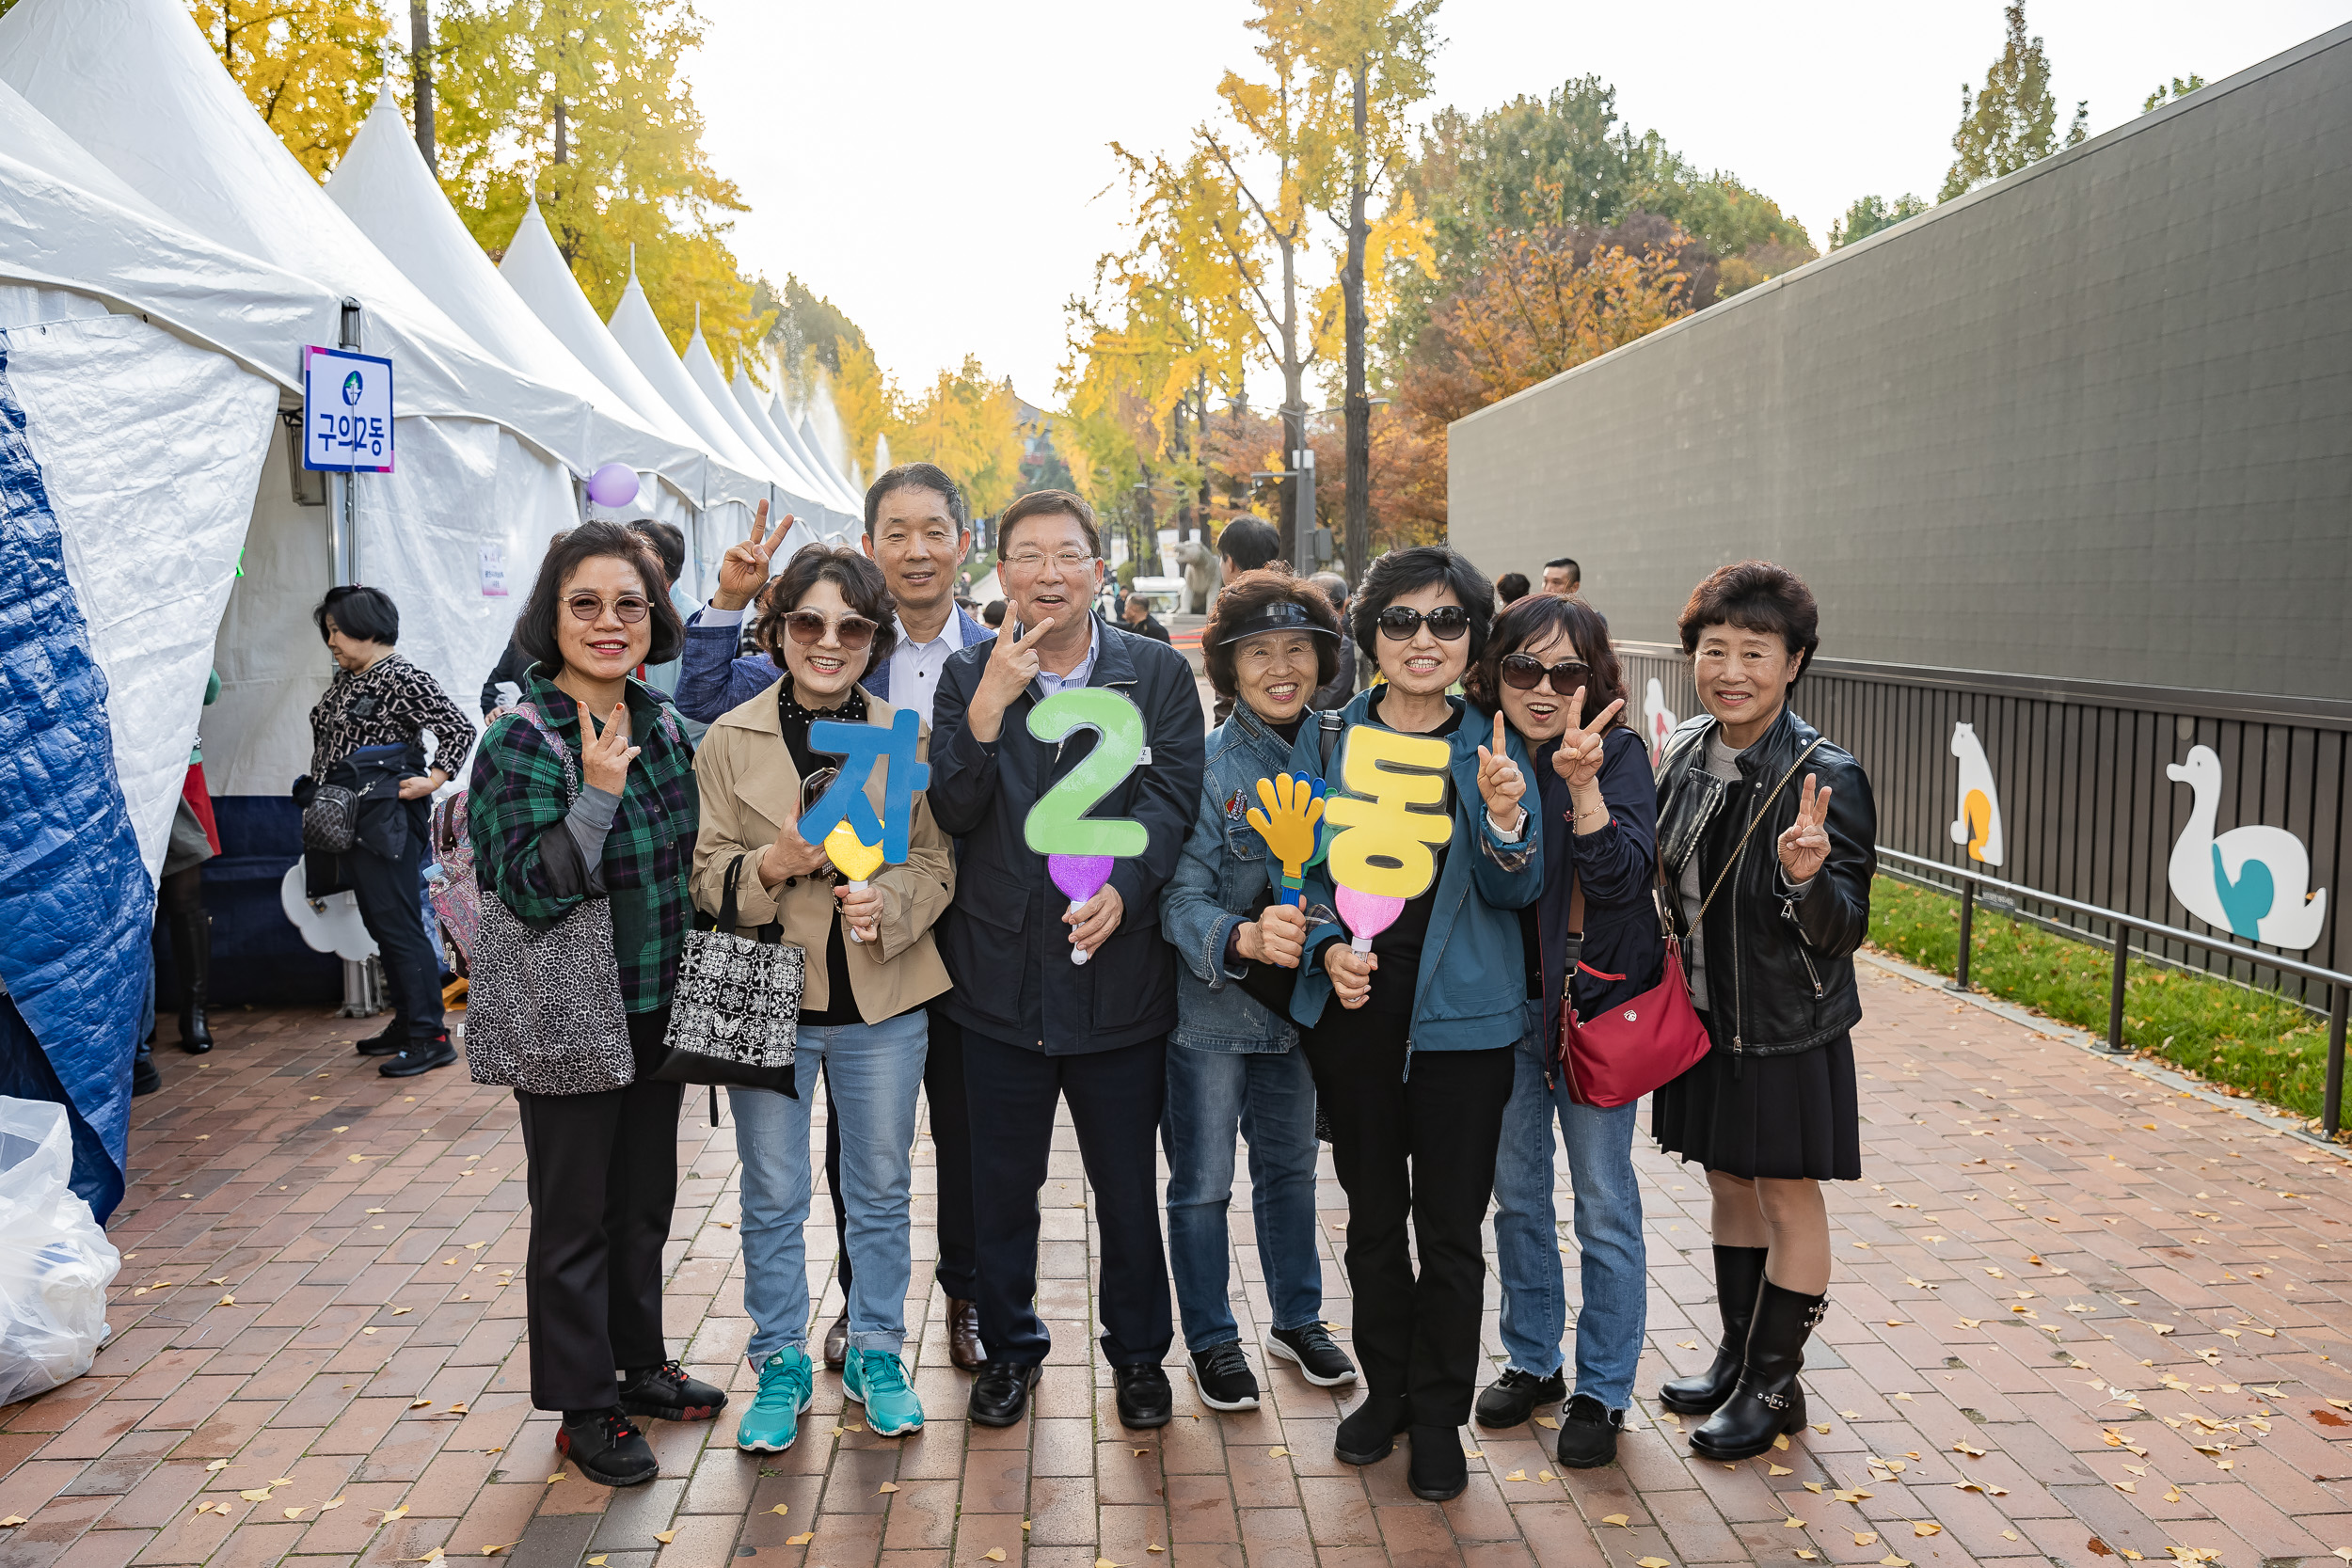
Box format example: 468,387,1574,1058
296,776,358,854
651,853,803,1096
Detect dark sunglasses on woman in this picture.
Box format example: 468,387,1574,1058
780,610,878,651
565,593,651,623
1375,605,1471,641
1499,653,1592,691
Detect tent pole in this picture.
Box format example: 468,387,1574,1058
331,300,364,586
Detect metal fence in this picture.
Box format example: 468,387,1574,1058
1614,642,2351,1001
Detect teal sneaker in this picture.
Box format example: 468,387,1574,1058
734,1347,814,1452
843,1347,924,1437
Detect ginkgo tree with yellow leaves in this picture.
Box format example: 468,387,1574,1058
183,0,392,177
831,339,1029,522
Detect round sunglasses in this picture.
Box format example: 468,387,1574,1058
780,610,878,652
1499,653,1592,691
565,593,651,623
1375,605,1471,641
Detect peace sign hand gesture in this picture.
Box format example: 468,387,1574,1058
713,499,798,611
1474,710,1528,833
1776,773,1836,883
1549,686,1626,790
966,615,1056,744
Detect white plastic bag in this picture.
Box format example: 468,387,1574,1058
0,1098,119,1405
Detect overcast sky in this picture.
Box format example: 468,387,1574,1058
686,0,2347,408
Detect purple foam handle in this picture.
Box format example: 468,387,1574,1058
1048,853,1116,965
1334,885,1406,954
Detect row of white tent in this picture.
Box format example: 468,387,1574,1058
0,0,862,835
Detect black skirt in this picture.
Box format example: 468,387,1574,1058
1650,1010,1861,1181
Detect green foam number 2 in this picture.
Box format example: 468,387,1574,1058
1023,688,1151,859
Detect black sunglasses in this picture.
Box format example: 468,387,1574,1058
1375,605,1471,641
1500,654,1591,692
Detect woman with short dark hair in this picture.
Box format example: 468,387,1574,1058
1461,594,1657,1467
692,544,957,1453
1160,567,1357,1415
467,520,719,1486
1286,545,1541,1501
305,583,472,1077
1649,560,1875,1462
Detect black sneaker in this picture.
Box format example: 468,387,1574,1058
1334,1392,1409,1465
1406,1424,1467,1501
556,1406,657,1487
1265,1323,1357,1387
1473,1366,1565,1429
1114,1363,1173,1429
379,1031,456,1078
1187,1342,1260,1412
619,1358,728,1422
1554,1392,1623,1469
353,1019,405,1057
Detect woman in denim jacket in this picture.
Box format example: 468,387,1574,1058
1160,570,1360,1415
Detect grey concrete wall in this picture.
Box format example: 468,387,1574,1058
1447,24,2352,701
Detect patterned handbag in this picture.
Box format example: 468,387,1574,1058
463,705,635,1097
651,852,803,1096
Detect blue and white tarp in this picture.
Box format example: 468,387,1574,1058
0,305,275,1220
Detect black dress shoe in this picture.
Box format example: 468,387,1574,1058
1114,1363,1172,1429
1473,1366,1565,1428
1659,1245,1768,1416
1554,1393,1624,1469
353,1019,405,1056
946,1297,985,1372
132,1055,162,1098
1265,1323,1356,1386
378,1031,455,1077
1334,1392,1410,1465
968,1360,1041,1427
823,1310,850,1370
556,1406,658,1487
619,1358,728,1421
1690,1282,1827,1462
1406,1424,1467,1501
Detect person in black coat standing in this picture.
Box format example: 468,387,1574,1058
927,490,1207,1433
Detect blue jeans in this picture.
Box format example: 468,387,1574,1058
1162,1041,1323,1354
731,1009,928,1363
1488,1001,1645,1408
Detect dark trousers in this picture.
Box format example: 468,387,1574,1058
826,1001,977,1300
962,1030,1171,1368
514,1008,682,1411
1300,1009,1515,1428
342,829,444,1044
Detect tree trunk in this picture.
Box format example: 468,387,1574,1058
1173,388,1193,545
1196,377,1214,546
409,0,436,174
552,97,567,165
1343,58,1371,590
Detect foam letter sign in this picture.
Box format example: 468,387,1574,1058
800,708,929,866
1320,725,1453,949
1024,688,1150,964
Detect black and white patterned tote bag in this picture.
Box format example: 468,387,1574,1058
650,852,804,1096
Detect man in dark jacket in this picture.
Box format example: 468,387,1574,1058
1120,593,1172,643
928,490,1206,1433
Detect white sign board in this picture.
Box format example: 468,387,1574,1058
479,544,508,597
302,345,394,473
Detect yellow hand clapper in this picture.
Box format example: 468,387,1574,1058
1243,773,1325,906
1320,726,1453,899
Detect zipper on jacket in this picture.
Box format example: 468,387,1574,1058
1796,939,1824,1001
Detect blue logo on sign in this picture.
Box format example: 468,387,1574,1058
342,371,363,405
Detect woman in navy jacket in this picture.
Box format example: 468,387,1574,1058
1464,594,1660,1470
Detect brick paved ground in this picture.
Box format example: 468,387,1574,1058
6,957,2350,1568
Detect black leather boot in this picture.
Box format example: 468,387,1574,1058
169,908,215,1053
1689,1281,1826,1461
1659,1245,1768,1415
1334,1392,1409,1466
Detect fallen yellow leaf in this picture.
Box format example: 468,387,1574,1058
1601,1513,1630,1527
1533,1415,1559,1429
1268,1446,1290,1457
320,1497,344,1511
409,1399,433,1409
786,1537,813,1548
1504,1468,1528,1481
1785,1515,1805,1528
1915,1523,1943,1536
769,1504,789,1515
878,1481,898,1494
586,1559,608,1567
284,1507,307,1519
239,1488,274,1502
380,1503,411,1521
1637,1558,1672,1568
1769,1464,1794,1476
1773,1433,1791,1450
204,1460,231,1473
0,1516,27,1528
983,1552,1007,1563
653,1531,675,1544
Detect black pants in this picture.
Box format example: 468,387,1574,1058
826,1001,977,1300
962,1030,1171,1368
342,829,444,1044
514,1008,682,1411
1300,1007,1514,1428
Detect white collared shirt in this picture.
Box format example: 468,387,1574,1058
1033,615,1101,699
887,607,971,730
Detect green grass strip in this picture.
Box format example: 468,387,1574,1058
1867,873,2338,1124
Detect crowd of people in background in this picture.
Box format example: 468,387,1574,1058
247,463,1876,1501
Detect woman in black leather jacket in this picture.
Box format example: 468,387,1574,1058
1648,561,1876,1463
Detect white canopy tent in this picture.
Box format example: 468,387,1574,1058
739,364,861,516
679,315,837,535
0,0,596,800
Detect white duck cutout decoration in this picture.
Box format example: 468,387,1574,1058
1948,721,2004,866
2164,745,2327,949
1644,677,1677,766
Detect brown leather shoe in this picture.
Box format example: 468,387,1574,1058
822,1311,849,1371
946,1298,984,1372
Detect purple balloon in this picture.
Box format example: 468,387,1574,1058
585,461,640,510
1048,853,1115,905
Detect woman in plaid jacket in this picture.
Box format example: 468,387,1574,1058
466,520,722,1488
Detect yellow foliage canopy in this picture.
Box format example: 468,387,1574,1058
184,0,391,178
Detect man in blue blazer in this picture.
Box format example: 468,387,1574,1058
927,489,1205,1433
674,465,994,1376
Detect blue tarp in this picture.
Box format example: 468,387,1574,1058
0,329,143,1222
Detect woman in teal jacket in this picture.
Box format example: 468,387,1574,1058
1286,546,1540,1502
